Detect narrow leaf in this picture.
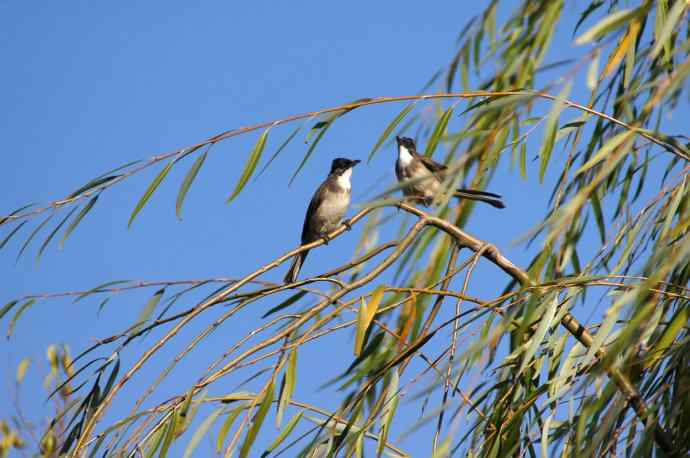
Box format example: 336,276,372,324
0,300,19,321
135,288,165,327
538,82,571,182
574,131,635,177
649,0,687,60
17,214,54,262
262,291,307,318
575,7,644,45
424,106,454,157
368,102,416,162
37,207,78,261
182,408,223,458
228,129,270,203
276,349,297,427
0,221,27,251
158,411,177,458
7,299,36,339
257,123,304,179
16,357,30,383
289,121,334,185
518,295,558,375
128,159,176,228
216,406,244,453
239,383,274,458
265,411,304,454
60,196,99,249
176,151,207,219
355,286,385,356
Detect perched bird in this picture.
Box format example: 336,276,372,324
284,157,361,283
395,136,505,208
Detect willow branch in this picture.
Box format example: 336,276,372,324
5,91,687,225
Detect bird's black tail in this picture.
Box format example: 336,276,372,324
284,250,309,283
454,189,505,209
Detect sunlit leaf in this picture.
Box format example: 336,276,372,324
60,195,99,249
539,82,571,182
368,102,416,162
176,151,207,219
424,106,454,157
128,159,176,228
355,286,385,356
239,383,274,458
264,411,304,455
182,407,223,458
16,357,30,383
7,299,36,339
228,129,270,203
574,7,646,45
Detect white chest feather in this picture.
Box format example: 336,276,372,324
336,168,352,191
398,145,414,167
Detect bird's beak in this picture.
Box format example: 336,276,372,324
395,136,402,145
351,159,361,167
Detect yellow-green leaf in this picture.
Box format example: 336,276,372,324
16,357,30,383
355,286,385,356
7,299,36,339
289,121,334,185
265,411,304,454
216,406,244,453
239,383,274,458
575,7,645,45
424,106,454,157
574,131,635,177
228,129,270,203
182,408,223,458
176,151,207,220
128,159,176,228
368,102,416,162
60,195,99,249
0,221,27,251
650,0,687,61
539,82,571,182
276,349,297,427
644,305,688,370
157,412,177,458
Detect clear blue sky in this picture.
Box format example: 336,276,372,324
2,1,687,456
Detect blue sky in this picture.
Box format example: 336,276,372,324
2,1,687,456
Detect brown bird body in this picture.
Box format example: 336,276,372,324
395,136,505,208
284,158,360,283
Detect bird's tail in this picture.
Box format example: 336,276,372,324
284,250,309,284
454,189,505,209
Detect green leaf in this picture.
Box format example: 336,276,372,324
539,82,571,182
262,291,307,318
216,406,244,453
649,0,687,61
645,305,688,369
16,214,54,262
264,411,304,455
589,190,606,244
158,411,177,458
16,357,30,383
37,207,78,261
276,349,297,427
135,288,165,327
7,299,36,339
0,221,27,251
368,102,416,162
574,131,635,177
239,383,274,458
0,203,36,227
67,175,119,200
176,151,207,220
424,106,454,157
60,196,99,249
228,129,270,203
377,370,399,458
128,159,176,228
75,280,131,303
518,294,558,375
355,286,385,356
574,7,646,45
0,300,18,321
289,120,334,185
256,123,304,179
182,408,223,458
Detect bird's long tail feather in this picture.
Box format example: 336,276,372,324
454,189,505,209
284,250,309,283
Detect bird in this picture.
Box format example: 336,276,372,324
284,157,361,283
394,136,505,208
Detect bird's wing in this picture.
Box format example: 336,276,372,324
415,153,447,180
301,180,328,243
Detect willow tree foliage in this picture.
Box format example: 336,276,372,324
2,1,689,457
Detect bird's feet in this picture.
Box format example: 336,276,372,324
320,232,330,245
342,219,352,231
